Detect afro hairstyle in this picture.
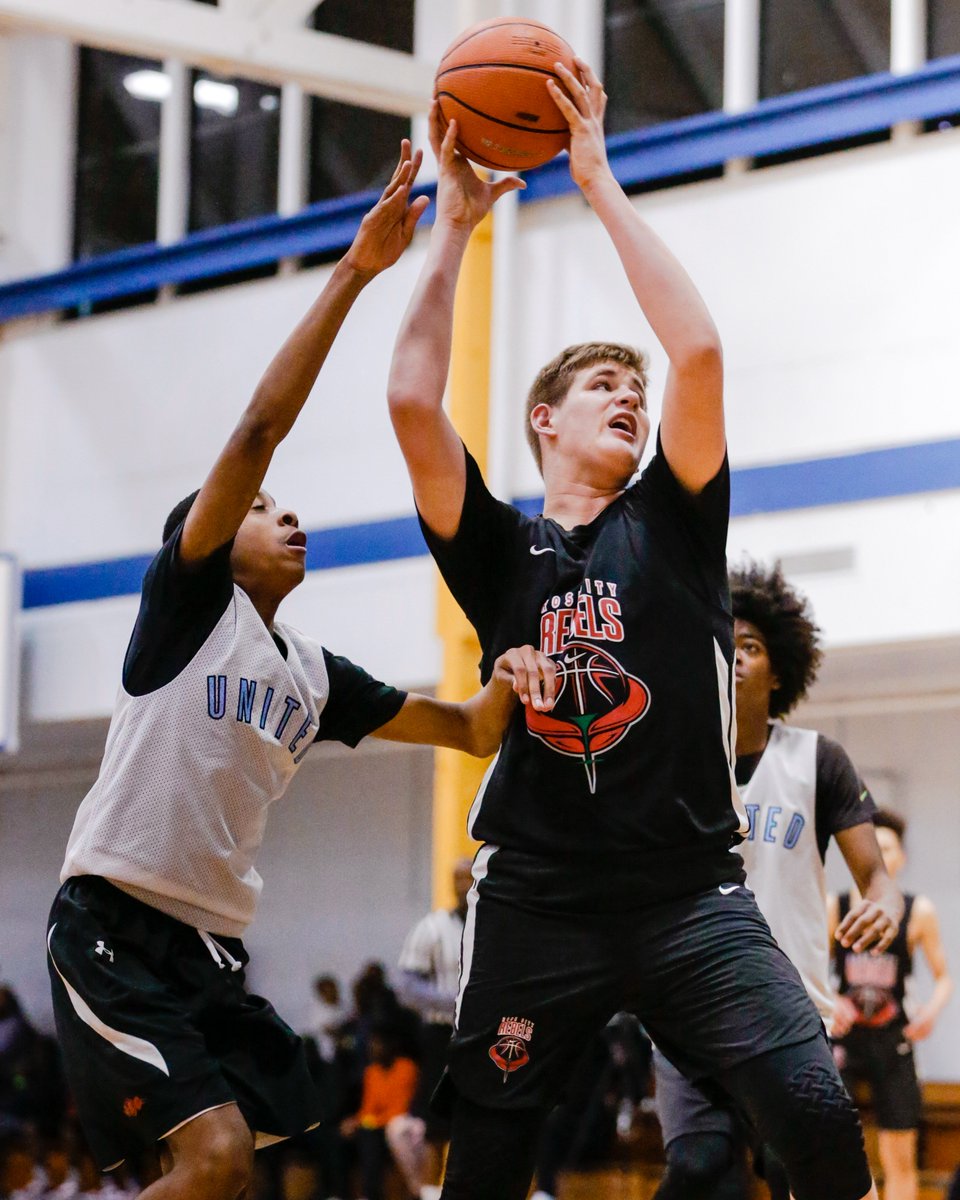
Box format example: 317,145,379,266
729,559,823,718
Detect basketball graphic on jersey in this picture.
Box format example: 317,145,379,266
525,640,650,793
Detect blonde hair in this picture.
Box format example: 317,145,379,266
524,342,649,473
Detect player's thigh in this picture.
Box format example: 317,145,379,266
635,886,822,1081
716,1032,872,1200
441,1094,545,1200
450,887,619,1112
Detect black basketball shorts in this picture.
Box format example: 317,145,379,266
653,1047,742,1149
441,858,822,1113
47,876,323,1170
834,1022,923,1130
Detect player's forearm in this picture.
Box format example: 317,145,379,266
927,975,954,1020
580,173,722,369
388,223,472,421
374,692,499,757
244,257,370,445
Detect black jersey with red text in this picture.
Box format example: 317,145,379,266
419,438,745,901
836,892,915,1027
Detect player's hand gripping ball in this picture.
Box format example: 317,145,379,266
434,16,578,171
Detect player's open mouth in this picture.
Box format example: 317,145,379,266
286,530,307,551
608,414,636,438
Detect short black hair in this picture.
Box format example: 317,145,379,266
873,808,906,842
162,489,200,545
729,559,823,718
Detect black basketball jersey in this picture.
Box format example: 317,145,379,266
420,437,745,902
836,892,915,1027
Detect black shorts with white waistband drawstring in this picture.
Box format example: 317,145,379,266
47,875,323,1170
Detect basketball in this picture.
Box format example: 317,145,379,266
434,17,578,171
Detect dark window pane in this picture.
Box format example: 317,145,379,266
312,0,414,53
188,72,281,232
74,48,161,260
604,0,725,134
760,0,890,99
929,0,960,60
309,98,410,204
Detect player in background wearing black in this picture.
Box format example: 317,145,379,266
46,145,556,1200
387,56,882,1200
830,809,953,1200
652,561,902,1200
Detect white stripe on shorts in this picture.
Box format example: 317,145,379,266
47,924,170,1076
455,844,497,1029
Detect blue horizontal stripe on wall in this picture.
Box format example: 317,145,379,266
3,57,960,321
21,437,960,609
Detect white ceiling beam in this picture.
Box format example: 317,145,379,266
245,0,322,28
0,0,434,115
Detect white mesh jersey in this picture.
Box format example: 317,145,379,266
61,525,404,937
737,722,874,1030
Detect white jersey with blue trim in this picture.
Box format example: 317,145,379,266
738,722,875,1029
62,586,332,937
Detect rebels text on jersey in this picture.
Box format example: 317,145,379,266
420,437,746,901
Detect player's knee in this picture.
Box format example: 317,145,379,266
190,1122,254,1198
664,1132,734,1188
769,1059,870,1200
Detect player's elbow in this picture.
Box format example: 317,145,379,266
675,334,723,378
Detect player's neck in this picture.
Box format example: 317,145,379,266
542,475,626,530
736,709,770,757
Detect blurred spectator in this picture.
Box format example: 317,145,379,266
0,987,67,1138
307,975,346,1066
0,1132,45,1199
340,1028,418,1200
39,1138,79,1199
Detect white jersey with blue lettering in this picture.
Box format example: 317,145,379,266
737,722,874,1029
61,522,404,937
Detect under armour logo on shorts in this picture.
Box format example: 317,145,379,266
95,940,114,962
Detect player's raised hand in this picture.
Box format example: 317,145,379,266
547,57,611,194
493,646,557,712
344,139,431,277
430,100,525,232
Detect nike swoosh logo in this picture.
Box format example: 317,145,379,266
718,884,741,895
530,546,555,556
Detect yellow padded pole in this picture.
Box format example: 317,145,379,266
432,208,495,909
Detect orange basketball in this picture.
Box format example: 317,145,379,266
434,17,577,171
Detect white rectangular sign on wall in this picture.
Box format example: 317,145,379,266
0,554,20,754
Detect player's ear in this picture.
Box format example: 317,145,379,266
530,402,556,441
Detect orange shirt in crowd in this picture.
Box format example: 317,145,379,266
356,1056,419,1129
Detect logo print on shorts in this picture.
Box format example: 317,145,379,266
94,940,114,963
489,1016,534,1082
123,1096,144,1118
525,641,650,793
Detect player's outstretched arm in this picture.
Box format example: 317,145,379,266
834,823,905,955
548,58,724,493
903,897,953,1041
373,646,556,756
388,103,523,539
179,142,430,566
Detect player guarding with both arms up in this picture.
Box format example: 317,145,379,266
46,145,555,1200
388,57,882,1200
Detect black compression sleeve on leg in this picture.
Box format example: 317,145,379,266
440,1097,545,1200
718,1033,873,1200
653,1133,750,1200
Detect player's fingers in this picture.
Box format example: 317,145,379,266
554,60,587,107
574,56,602,91
402,194,431,239
491,175,526,202
546,77,581,124
536,654,557,710
407,147,424,187
429,99,446,156
440,116,459,165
